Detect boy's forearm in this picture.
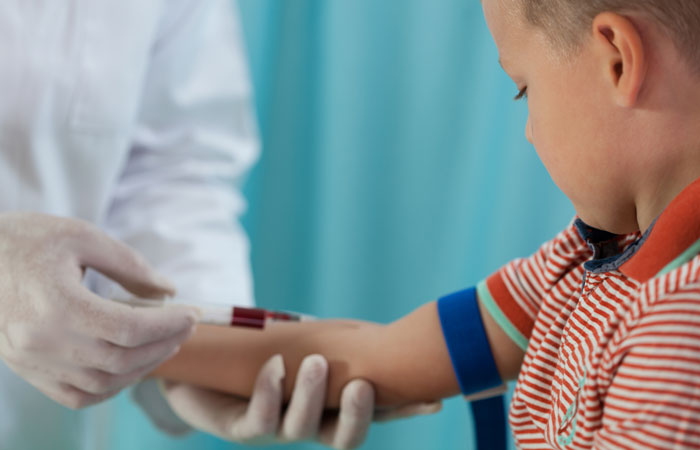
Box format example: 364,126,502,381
152,319,382,409
151,302,462,408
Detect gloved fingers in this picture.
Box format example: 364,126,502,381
1,320,187,380
373,401,443,422
5,346,164,398
69,221,176,298
82,326,190,375
72,288,198,348
279,354,328,442
161,355,287,444
162,381,249,440
318,379,374,450
228,354,286,443
0,322,76,366
52,383,121,409
23,373,121,410
76,364,167,396
67,345,183,395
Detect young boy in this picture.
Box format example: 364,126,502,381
153,0,700,447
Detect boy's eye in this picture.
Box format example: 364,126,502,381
514,86,528,101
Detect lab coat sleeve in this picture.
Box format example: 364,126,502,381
92,0,259,306
90,0,260,434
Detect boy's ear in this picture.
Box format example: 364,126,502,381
591,12,647,107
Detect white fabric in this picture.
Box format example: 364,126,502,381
0,0,259,448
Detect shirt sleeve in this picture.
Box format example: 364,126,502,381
594,289,700,449
90,0,259,307
477,219,590,350
87,0,259,434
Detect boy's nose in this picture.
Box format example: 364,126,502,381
525,116,533,144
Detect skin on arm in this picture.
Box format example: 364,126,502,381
152,297,526,409
477,296,526,382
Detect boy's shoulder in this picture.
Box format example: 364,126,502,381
633,254,700,319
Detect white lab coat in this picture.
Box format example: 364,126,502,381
0,0,259,448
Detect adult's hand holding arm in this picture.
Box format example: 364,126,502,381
0,212,199,409
161,355,441,449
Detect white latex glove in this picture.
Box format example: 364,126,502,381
162,354,442,449
0,212,199,409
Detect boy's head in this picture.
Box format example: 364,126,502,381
519,1,700,74
482,0,700,234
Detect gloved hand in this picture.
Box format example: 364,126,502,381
0,212,199,409
162,354,442,449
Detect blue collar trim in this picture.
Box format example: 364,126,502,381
574,218,654,274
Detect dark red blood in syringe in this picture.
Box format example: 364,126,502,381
265,311,297,321
231,307,266,329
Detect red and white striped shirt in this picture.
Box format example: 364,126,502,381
478,177,700,449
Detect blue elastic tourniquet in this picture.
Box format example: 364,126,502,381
472,395,507,450
437,286,502,395
438,286,507,450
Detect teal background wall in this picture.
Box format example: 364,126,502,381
100,1,574,449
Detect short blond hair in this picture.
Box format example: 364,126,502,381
519,0,700,73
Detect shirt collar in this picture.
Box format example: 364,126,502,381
574,176,700,283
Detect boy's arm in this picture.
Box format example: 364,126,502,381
478,294,526,382
152,302,457,408
152,298,525,409
151,223,589,408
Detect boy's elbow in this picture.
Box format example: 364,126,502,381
373,302,461,406
321,323,420,408
353,313,457,408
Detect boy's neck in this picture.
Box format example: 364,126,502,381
634,137,700,234
627,52,700,235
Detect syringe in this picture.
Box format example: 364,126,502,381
114,297,315,330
